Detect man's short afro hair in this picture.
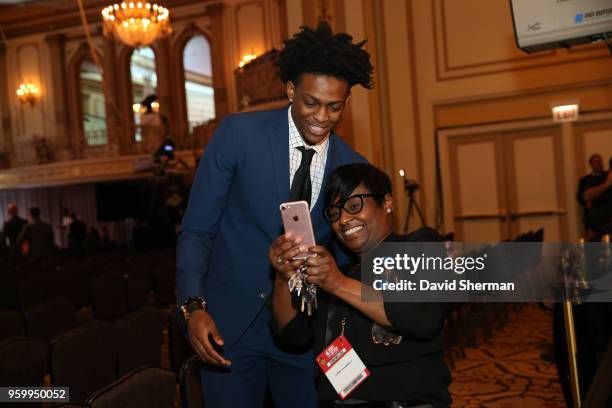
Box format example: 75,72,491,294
276,21,374,89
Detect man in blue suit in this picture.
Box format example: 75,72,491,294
176,21,373,407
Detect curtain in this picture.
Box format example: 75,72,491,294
0,184,129,247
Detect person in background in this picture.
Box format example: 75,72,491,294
99,225,111,245
139,94,164,154
270,164,451,408
85,226,101,248
18,207,55,259
68,212,87,250
577,154,612,234
59,207,72,248
2,203,28,256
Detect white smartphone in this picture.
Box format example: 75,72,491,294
280,201,316,260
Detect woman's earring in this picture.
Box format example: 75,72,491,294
386,208,392,214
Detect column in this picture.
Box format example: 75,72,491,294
0,43,14,167
207,3,230,120
154,36,177,146
45,34,70,152
102,35,122,154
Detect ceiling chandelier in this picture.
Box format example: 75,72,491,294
101,1,172,48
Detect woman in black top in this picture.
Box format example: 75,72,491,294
269,163,451,408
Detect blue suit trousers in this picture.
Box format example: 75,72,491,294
201,305,317,408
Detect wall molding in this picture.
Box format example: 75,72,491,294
432,0,610,81
234,0,268,58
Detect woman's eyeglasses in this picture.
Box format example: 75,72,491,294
324,193,383,222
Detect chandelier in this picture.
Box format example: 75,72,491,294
101,1,172,48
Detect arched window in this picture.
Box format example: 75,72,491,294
130,46,158,142
79,61,107,146
183,35,215,134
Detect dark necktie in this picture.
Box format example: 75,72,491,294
289,146,316,206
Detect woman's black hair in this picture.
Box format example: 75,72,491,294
324,163,392,208
276,21,373,89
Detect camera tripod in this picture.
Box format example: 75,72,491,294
403,181,427,234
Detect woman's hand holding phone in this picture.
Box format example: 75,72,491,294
269,237,345,295
302,245,345,295
268,234,308,281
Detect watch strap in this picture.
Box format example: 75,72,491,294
179,297,207,321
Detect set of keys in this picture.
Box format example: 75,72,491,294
288,261,318,315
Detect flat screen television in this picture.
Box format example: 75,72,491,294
510,0,612,52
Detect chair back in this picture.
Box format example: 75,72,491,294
126,267,151,312
51,321,117,403
0,337,47,387
91,272,126,320
17,273,47,310
168,308,195,374
25,297,76,343
152,261,175,305
115,306,163,376
0,309,25,341
179,355,204,408
0,270,18,309
86,366,176,408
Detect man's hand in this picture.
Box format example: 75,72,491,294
187,309,231,366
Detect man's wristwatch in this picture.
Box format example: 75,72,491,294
179,297,208,321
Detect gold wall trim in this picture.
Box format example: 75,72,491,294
0,150,198,190
434,81,612,129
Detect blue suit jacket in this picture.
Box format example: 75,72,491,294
176,106,366,348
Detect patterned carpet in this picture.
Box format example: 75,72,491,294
448,304,567,407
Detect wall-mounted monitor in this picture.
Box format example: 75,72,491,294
510,0,612,52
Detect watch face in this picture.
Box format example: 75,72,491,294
180,305,189,320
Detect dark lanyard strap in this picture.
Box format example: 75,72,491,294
337,302,350,337
325,263,358,343
338,262,361,337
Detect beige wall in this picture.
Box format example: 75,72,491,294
410,0,612,239
285,0,612,239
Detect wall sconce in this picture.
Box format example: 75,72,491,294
16,82,41,106
238,53,257,68
132,103,145,114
